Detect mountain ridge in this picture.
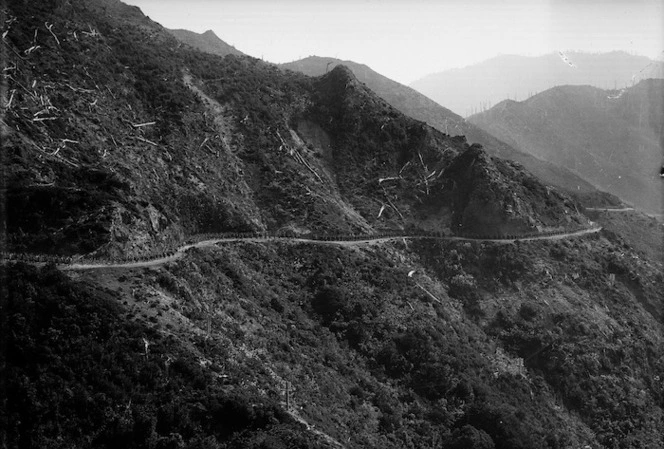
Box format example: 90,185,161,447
469,79,664,213
411,51,664,117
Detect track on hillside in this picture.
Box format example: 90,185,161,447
584,207,635,212
58,227,602,271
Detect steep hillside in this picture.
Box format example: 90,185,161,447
0,0,434,258
3,1,663,449
281,57,620,208
167,29,245,57
469,80,664,213
299,65,586,236
412,51,664,117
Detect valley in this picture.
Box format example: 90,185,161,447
1,1,662,449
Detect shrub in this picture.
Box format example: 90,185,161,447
447,425,495,449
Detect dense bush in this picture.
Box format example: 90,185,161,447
0,264,321,448
446,425,495,449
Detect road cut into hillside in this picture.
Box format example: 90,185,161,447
60,226,602,271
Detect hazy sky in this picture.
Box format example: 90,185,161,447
123,0,663,84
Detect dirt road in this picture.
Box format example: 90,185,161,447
61,227,602,271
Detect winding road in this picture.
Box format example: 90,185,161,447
60,227,602,271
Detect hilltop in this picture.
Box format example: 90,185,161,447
411,51,664,117
2,1,663,449
469,80,664,213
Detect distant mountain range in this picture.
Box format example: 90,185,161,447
411,51,664,117
281,56,617,206
167,28,245,57
469,79,664,213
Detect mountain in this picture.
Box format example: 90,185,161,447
411,51,664,117
167,28,245,57
469,80,664,213
2,1,664,448
281,56,620,207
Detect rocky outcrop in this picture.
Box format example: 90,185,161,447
444,145,589,236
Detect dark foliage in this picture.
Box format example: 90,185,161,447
6,167,129,254
0,264,321,448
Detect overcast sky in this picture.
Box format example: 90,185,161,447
123,0,663,85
